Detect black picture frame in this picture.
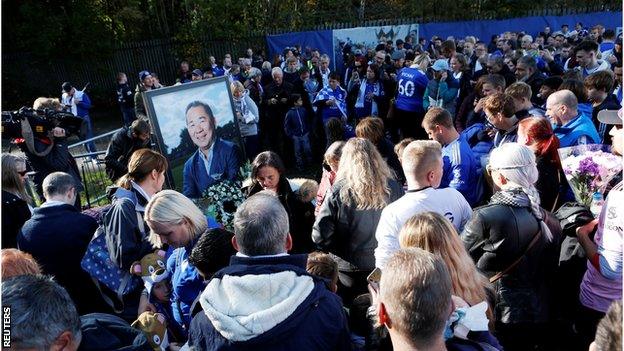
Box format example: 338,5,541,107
143,76,244,190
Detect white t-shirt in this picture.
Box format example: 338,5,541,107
374,187,472,269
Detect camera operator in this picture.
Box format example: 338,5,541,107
17,97,84,208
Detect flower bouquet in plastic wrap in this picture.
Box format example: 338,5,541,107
558,144,622,206
191,161,251,230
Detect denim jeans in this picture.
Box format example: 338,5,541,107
81,115,97,154
121,106,136,126
292,133,312,169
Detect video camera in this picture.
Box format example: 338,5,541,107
1,107,85,140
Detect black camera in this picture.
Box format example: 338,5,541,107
1,107,85,140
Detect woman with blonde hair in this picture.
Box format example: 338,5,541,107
145,189,219,332
231,80,259,160
399,211,492,309
313,138,404,299
2,154,33,248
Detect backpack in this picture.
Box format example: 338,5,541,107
81,203,143,313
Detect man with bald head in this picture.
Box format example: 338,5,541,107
547,90,600,147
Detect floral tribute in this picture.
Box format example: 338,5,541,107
559,144,622,206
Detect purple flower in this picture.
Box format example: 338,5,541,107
578,158,599,176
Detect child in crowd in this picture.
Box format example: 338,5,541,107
306,251,339,293
315,141,345,216
187,228,237,317
284,94,313,170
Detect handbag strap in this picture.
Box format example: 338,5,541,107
489,228,542,283
551,171,562,213
136,211,146,236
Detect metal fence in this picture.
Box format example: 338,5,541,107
68,129,122,209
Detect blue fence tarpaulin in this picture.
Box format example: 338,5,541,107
266,29,333,66
418,11,622,44
265,11,622,77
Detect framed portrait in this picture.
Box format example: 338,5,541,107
143,76,244,198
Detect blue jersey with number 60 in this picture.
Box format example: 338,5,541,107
394,67,429,113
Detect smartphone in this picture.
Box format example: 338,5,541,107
367,267,382,285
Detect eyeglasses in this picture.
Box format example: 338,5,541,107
486,163,530,175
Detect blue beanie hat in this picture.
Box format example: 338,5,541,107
139,70,152,81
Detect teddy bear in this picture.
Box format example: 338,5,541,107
131,312,168,351
130,250,168,291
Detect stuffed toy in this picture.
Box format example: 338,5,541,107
130,250,168,292
131,312,168,350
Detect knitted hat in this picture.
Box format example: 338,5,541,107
139,70,152,81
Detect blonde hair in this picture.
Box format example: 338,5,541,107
394,138,414,164
337,138,393,210
1,154,31,205
32,97,61,110
230,81,245,94
401,141,441,182
145,190,208,247
399,212,491,307
324,141,345,168
414,53,431,71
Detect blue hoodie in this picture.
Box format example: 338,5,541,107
187,254,351,350
554,114,600,147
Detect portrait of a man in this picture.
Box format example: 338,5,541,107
142,76,244,194
182,101,240,198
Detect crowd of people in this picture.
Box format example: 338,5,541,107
2,20,623,351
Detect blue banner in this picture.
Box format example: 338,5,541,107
266,29,333,66
418,11,622,44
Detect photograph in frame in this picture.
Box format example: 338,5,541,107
143,76,244,198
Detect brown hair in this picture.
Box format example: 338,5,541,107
584,70,615,93
306,251,338,289
1,249,41,281
505,81,532,101
116,149,168,189
422,107,454,130
559,79,588,103
355,117,385,145
1,154,31,205
481,74,506,90
483,93,516,118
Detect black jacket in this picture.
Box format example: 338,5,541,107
17,203,109,314
19,136,83,197
263,81,294,120
1,191,31,248
116,83,134,109
245,178,315,254
312,178,404,270
461,201,555,325
104,186,154,270
535,155,566,212
104,127,151,182
525,71,546,105
79,313,150,350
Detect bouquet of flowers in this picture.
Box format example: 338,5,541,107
558,144,622,206
192,161,252,230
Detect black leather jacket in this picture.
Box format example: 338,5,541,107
461,203,554,325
